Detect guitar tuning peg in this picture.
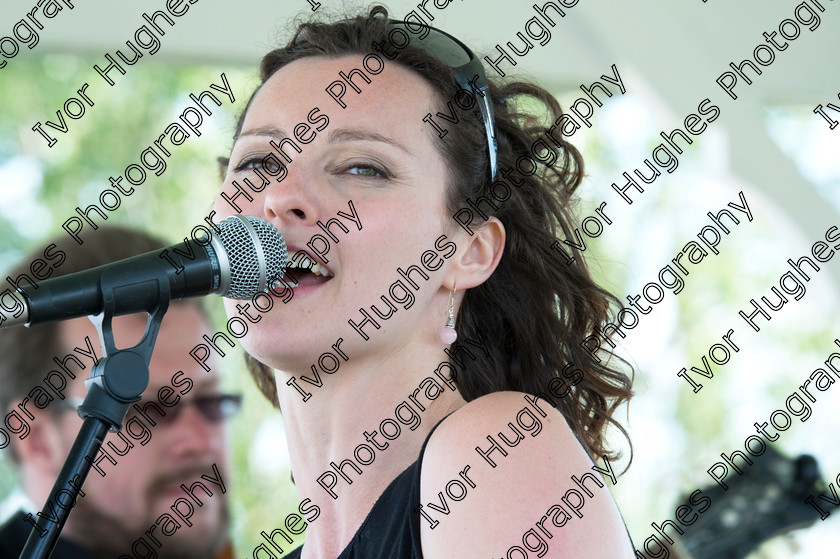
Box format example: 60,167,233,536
794,454,820,489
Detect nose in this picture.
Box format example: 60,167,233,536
165,403,221,460
262,157,319,227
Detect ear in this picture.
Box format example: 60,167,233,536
449,217,505,290
11,406,66,477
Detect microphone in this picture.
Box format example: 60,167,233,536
0,215,287,329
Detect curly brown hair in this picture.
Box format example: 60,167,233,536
231,6,633,465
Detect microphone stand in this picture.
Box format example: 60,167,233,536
19,263,172,559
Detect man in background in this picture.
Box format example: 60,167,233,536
0,225,238,559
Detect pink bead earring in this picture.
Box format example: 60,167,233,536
440,281,457,344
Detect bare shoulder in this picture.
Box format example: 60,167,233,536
418,391,634,559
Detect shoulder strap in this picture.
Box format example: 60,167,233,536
408,411,454,557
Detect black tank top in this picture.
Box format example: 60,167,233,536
284,417,446,558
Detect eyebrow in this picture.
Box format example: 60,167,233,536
237,125,289,140
236,125,414,156
144,378,219,396
328,127,413,156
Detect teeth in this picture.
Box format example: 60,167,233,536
284,251,335,282
310,262,334,277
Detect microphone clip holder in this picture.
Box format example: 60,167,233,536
20,264,171,559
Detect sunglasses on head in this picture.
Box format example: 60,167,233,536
387,19,499,181
55,393,243,425
324,15,500,181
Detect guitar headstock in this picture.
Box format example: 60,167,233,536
675,445,826,559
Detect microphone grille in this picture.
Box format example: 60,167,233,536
215,215,287,299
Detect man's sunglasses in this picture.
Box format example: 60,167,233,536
387,19,499,181
55,394,243,425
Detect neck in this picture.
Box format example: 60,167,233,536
277,335,466,558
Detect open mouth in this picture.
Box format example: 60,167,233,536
276,251,335,288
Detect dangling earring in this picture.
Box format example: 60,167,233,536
440,281,457,344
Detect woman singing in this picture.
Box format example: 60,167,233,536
213,6,635,558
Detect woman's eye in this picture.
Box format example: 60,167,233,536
233,156,281,174
345,163,387,178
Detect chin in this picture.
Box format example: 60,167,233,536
246,320,341,367
171,508,228,552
